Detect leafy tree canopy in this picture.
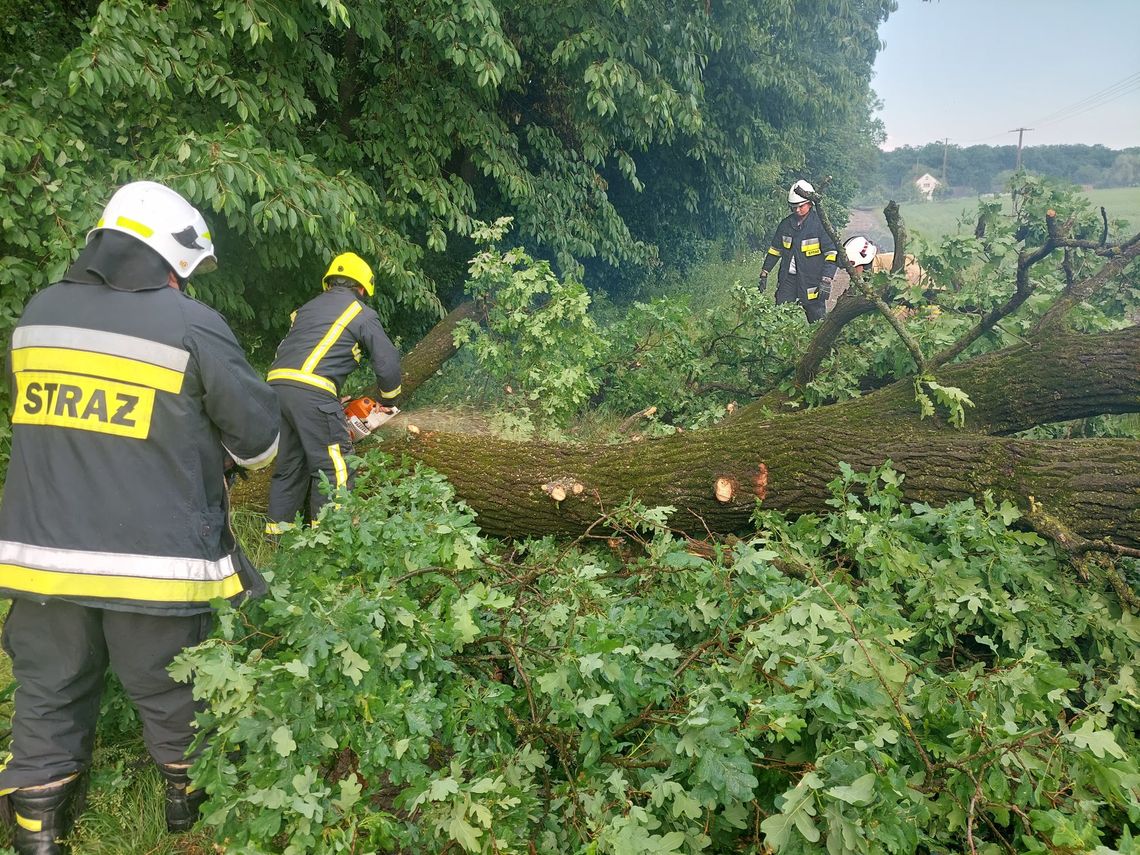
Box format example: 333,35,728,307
0,0,892,348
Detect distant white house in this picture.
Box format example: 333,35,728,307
914,173,942,201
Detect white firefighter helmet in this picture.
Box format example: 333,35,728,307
787,181,815,205
89,181,217,277
843,236,878,267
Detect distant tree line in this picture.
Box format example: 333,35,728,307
868,143,1140,201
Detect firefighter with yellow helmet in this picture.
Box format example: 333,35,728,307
0,180,280,852
264,252,401,532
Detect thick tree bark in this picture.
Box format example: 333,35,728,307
782,326,1140,436
378,300,479,400
391,418,1139,547
233,326,1140,547
385,329,1139,546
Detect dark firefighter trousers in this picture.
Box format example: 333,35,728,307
775,276,827,323
0,599,212,789
266,384,355,528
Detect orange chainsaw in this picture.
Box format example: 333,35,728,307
343,396,398,441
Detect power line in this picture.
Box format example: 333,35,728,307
957,69,1140,146
1034,79,1140,129
1025,70,1140,126
1009,127,1032,169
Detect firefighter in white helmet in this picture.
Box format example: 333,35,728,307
0,181,280,852
757,180,839,322
264,252,402,534
843,235,878,274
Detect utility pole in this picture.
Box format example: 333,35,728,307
1009,127,1033,170
940,137,950,185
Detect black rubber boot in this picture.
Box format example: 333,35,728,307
157,764,206,833
8,776,82,855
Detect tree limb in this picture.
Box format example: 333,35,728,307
793,200,912,386
805,184,928,375
1034,231,1140,334
929,210,1061,368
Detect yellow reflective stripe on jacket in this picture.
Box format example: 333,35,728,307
11,347,185,394
300,302,362,374
328,443,348,487
0,539,239,582
0,564,243,602
825,250,837,262
266,368,337,394
767,248,782,257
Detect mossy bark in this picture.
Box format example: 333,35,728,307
390,414,1138,546
383,300,478,400
232,326,1140,547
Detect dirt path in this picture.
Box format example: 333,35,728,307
845,207,894,253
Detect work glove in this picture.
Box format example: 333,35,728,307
820,276,833,300
757,270,769,293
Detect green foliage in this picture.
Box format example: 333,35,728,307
454,219,606,428
798,177,1140,410
161,453,1139,853
428,245,814,433
595,280,811,426
913,375,974,428
171,453,490,853
0,0,893,325
0,0,894,473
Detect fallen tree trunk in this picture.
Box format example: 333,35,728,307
381,326,1137,545
232,325,1140,547
388,300,478,398
774,326,1140,436
390,418,1139,546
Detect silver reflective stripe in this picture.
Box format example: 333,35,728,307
12,325,190,372
0,539,236,582
224,432,279,470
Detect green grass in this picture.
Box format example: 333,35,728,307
873,186,1140,246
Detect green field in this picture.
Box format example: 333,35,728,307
851,186,1140,249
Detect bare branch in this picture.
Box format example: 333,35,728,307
929,210,1061,368
1034,230,1140,333
803,185,927,375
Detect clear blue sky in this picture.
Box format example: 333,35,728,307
873,0,1140,151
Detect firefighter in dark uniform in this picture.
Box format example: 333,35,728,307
0,181,280,853
264,252,401,533
757,180,839,323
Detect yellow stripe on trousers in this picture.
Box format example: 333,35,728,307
328,444,348,488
